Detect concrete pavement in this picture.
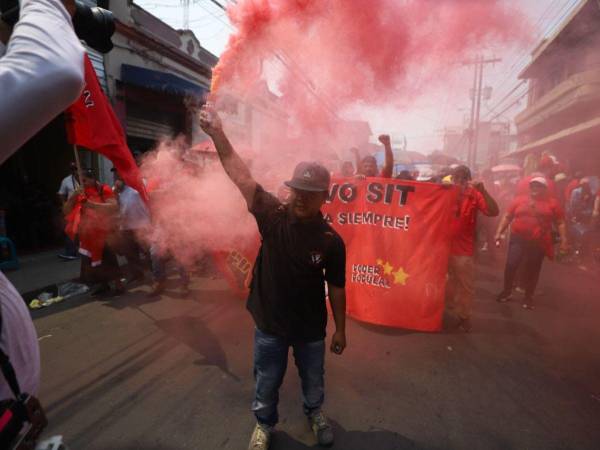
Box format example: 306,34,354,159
32,260,600,449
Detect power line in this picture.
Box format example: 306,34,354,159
484,0,582,124
492,0,580,93
483,80,526,120
487,90,529,123
195,0,341,121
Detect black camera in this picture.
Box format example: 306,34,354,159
0,394,47,450
0,0,115,54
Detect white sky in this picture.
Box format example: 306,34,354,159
134,0,583,153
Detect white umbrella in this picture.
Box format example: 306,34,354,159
491,164,521,173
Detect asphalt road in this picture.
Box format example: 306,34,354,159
32,258,600,450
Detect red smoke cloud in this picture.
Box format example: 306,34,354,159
213,0,531,129
141,1,532,267
138,140,258,266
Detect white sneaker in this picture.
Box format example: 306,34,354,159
248,423,271,450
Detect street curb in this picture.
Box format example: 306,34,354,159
20,278,79,303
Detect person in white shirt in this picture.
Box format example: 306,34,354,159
113,170,152,282
57,163,80,259
0,272,40,400
57,163,80,203
1,0,84,403
0,0,85,164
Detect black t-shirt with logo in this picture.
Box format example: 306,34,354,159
247,185,346,342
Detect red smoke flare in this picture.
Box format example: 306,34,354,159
212,0,530,129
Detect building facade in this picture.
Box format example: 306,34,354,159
0,0,218,252
512,0,600,173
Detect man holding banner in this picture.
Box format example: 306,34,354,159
447,165,499,332
199,105,347,450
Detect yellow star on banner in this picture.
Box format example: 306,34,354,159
376,259,383,266
383,262,394,275
393,267,410,285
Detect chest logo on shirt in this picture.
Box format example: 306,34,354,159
310,251,323,266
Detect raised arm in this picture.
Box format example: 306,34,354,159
494,212,512,243
350,147,362,177
378,135,394,178
199,104,257,207
474,181,500,217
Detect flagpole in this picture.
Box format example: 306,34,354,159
72,144,83,190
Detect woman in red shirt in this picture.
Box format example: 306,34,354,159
494,177,568,309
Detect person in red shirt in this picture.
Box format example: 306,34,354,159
446,165,499,332
63,169,124,296
494,177,568,310
352,134,394,178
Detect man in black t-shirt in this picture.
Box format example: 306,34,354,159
199,105,347,450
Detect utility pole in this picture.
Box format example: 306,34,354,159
181,0,190,29
464,56,501,168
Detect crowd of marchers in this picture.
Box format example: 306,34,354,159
50,105,600,450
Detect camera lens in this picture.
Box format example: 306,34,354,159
73,1,115,54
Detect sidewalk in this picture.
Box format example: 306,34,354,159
1,248,80,297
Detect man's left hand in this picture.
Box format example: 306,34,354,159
472,181,485,193
330,331,346,355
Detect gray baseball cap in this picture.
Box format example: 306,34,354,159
284,162,331,192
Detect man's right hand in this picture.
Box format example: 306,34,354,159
378,134,391,147
0,21,10,45
199,104,223,137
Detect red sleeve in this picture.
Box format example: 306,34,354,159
102,185,115,200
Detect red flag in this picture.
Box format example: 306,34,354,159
65,55,148,202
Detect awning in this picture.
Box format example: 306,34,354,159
121,64,208,97
504,116,600,158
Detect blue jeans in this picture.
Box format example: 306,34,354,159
252,328,325,427
503,235,545,298
64,233,78,257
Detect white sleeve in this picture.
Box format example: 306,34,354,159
57,177,68,195
0,273,40,399
0,0,85,165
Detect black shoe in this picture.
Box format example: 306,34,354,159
127,272,144,284
496,290,512,303
58,254,78,261
148,281,166,297
458,318,472,333
90,283,110,297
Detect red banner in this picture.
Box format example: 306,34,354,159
215,178,458,332
212,241,260,299
323,178,458,332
